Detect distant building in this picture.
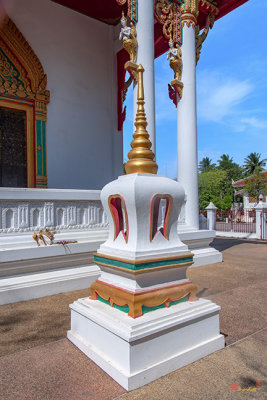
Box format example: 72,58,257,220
233,171,267,210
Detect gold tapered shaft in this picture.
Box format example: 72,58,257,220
125,65,158,175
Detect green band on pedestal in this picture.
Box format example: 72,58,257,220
94,255,193,272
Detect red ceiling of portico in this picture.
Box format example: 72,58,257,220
52,0,249,130
52,0,127,25
53,0,249,57
53,1,249,27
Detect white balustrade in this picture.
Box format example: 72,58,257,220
0,188,108,234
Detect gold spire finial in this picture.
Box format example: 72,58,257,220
125,65,158,175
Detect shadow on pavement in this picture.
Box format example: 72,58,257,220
211,237,267,252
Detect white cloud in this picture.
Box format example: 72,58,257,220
197,70,253,123
240,117,267,130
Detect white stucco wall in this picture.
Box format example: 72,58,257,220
4,0,123,190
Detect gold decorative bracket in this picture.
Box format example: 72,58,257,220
119,12,138,108
170,79,184,104
195,13,215,64
154,0,183,45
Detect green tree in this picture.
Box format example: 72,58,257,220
198,157,216,173
243,152,266,176
217,154,234,169
198,169,229,209
244,171,267,202
217,154,243,180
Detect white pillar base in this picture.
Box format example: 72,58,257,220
68,297,224,391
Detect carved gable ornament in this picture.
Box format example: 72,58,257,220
0,16,49,102
0,16,50,188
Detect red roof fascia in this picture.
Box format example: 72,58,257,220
233,171,267,188
216,0,249,20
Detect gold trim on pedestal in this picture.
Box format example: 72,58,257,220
90,280,198,318
95,260,194,275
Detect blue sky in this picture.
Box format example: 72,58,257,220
123,0,267,179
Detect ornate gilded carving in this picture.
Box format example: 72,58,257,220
154,0,183,45
119,12,137,63
167,40,182,81
195,13,215,64
199,0,219,15
0,16,49,188
182,0,199,15
166,39,183,105
116,0,138,23
182,0,218,29
0,17,50,101
181,0,199,28
90,280,198,318
125,65,158,175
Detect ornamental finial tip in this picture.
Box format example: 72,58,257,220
125,64,158,175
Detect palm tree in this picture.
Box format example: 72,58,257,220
243,152,267,175
198,157,216,173
217,154,234,170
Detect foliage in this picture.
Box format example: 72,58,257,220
217,154,242,181
198,154,243,209
199,169,230,209
243,152,266,176
198,157,216,173
244,171,267,202
198,152,267,210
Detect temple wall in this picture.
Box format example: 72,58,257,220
4,0,122,190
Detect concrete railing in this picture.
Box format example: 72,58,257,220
0,188,108,234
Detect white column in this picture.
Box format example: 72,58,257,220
177,17,199,230
133,0,156,155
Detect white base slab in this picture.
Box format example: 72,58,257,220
68,297,224,391
0,265,100,305
179,229,222,267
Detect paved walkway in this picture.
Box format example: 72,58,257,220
0,238,266,399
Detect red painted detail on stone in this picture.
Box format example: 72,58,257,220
168,84,177,107
109,195,129,242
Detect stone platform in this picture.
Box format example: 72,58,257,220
0,238,266,399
